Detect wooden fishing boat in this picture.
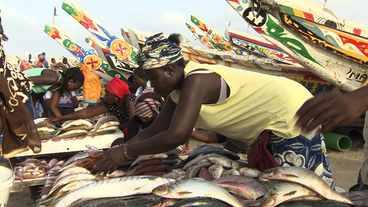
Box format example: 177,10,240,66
186,22,225,50
44,24,128,81
190,15,246,56
226,0,368,92
225,28,300,66
127,27,343,95
62,1,139,72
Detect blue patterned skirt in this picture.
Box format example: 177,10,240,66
267,131,335,189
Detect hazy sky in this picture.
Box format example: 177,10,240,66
1,0,367,59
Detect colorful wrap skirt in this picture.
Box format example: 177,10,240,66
267,129,335,189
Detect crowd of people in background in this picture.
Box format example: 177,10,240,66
15,51,80,119
18,52,74,72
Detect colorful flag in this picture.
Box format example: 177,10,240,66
228,21,231,27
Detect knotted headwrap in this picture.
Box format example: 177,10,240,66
106,77,130,98
135,33,182,70
135,87,164,119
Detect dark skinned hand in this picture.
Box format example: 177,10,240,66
296,92,365,134
46,117,62,123
77,152,105,172
78,146,127,176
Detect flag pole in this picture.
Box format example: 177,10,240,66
53,6,57,24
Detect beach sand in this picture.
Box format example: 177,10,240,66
7,137,365,206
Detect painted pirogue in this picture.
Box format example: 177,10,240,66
226,0,368,92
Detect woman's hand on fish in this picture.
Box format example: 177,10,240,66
93,146,127,176
296,92,366,134
77,152,105,171
46,117,61,123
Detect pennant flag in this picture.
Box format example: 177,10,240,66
53,6,57,16
228,20,231,27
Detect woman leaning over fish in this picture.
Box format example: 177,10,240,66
78,33,335,188
48,77,135,131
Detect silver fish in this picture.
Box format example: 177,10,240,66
185,160,212,179
53,125,91,137
259,166,354,205
53,129,89,139
36,120,57,129
208,164,224,179
98,121,120,130
189,144,224,155
61,119,93,129
239,167,261,178
52,176,174,207
208,157,239,169
95,126,118,135
261,182,318,207
152,178,243,207
222,169,240,176
213,175,268,200
50,173,95,195
183,153,231,170
91,116,119,136
39,179,96,206
129,153,168,170
54,166,90,183
37,127,56,133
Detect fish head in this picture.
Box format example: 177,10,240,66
152,182,173,197
261,190,279,207
260,168,282,180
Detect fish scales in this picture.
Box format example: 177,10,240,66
171,149,240,170
53,130,88,139
213,175,268,200
152,178,244,207
189,144,224,155
186,160,212,179
91,116,119,136
98,121,120,130
208,164,224,179
52,176,174,207
50,173,96,195
62,119,93,128
183,153,232,170
38,180,96,206
259,166,354,205
261,182,319,207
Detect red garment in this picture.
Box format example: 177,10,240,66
106,78,130,98
248,130,279,172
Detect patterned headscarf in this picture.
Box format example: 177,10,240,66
135,87,164,119
135,33,182,70
106,77,130,98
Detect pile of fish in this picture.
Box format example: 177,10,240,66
35,118,58,140
14,158,63,180
33,144,354,207
34,116,120,140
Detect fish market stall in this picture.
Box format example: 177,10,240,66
13,129,123,157
10,117,124,193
